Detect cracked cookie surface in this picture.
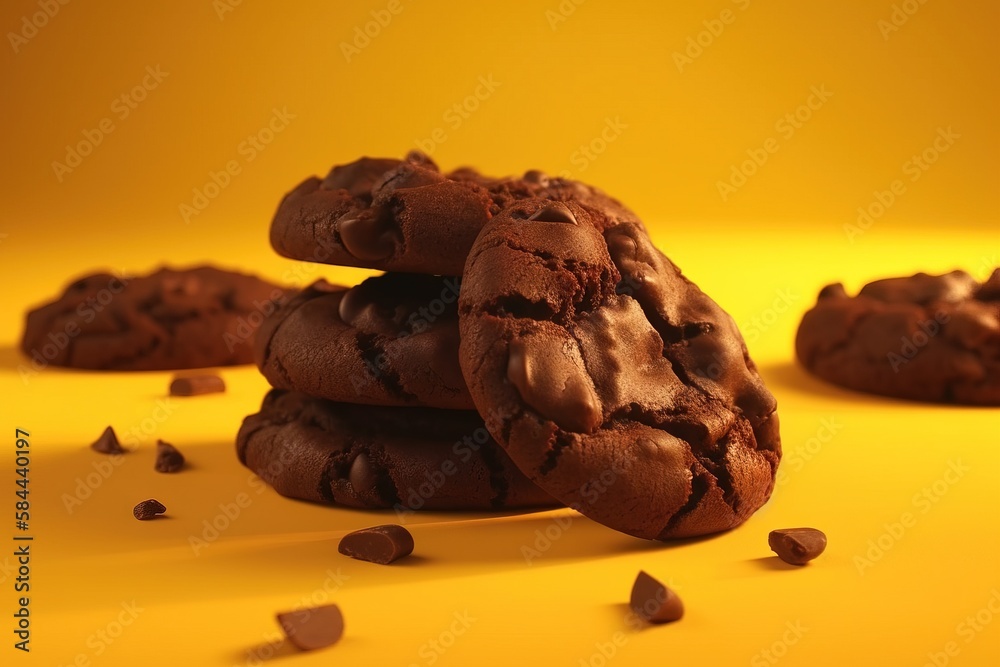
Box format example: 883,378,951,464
236,390,558,510
269,153,639,276
796,269,1000,404
457,199,780,540
21,265,288,370
255,274,473,410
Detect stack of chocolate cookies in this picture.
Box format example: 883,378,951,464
237,153,781,540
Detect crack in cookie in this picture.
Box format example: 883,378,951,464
458,199,780,540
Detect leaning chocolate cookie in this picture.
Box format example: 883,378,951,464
22,265,288,371
255,274,473,410
236,390,558,511
796,269,1000,404
269,153,638,276
458,199,780,540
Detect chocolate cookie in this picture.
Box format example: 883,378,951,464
796,269,1000,404
236,390,557,511
22,266,288,371
256,274,473,410
269,153,639,276
458,199,780,541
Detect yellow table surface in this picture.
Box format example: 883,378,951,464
3,0,998,662
1,221,997,667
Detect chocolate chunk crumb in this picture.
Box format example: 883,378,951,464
133,499,166,520
155,440,185,473
91,426,124,454
276,604,344,650
629,571,684,623
169,374,226,396
768,527,827,565
338,524,414,564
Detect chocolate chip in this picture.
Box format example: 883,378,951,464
133,499,166,520
523,169,550,186
169,374,226,396
768,528,827,565
527,202,577,224
338,209,400,261
506,338,602,433
629,571,684,623
90,426,125,454
817,283,848,300
155,440,185,473
374,163,446,194
338,524,414,564
276,604,344,651
336,283,374,326
404,150,436,168
975,268,1000,301
322,157,400,198
347,454,380,505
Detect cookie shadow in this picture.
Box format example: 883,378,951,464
758,360,986,409
405,513,723,571
0,345,25,372
604,602,679,633
757,360,898,405
746,555,804,572
231,638,296,664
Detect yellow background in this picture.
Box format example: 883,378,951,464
1,0,998,665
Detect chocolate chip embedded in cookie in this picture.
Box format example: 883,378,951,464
255,274,473,410
796,269,1000,404
458,199,780,540
235,390,558,511
269,154,640,276
22,266,289,371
